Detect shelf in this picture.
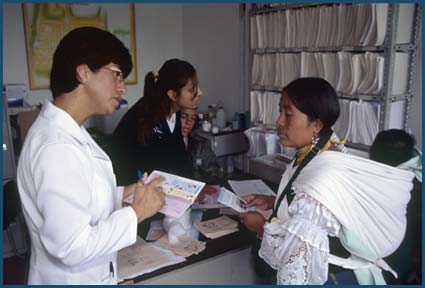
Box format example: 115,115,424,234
345,142,371,152
252,46,385,54
337,94,384,102
8,105,40,115
389,93,413,102
246,3,421,149
250,3,334,15
250,86,385,102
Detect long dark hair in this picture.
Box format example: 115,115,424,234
282,77,340,136
135,58,197,144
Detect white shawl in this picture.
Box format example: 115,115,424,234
292,151,415,283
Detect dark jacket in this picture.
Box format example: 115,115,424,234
112,100,193,184
188,128,225,185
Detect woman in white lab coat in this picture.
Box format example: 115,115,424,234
17,27,165,285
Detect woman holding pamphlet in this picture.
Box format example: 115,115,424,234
17,27,165,285
238,77,415,285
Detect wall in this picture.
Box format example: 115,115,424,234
182,4,243,121
3,3,243,126
2,4,184,108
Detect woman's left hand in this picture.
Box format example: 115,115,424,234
122,183,137,205
238,212,266,233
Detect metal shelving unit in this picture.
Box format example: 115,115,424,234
245,3,421,147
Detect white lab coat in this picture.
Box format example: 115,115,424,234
17,101,137,284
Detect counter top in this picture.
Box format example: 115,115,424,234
119,171,277,285
119,210,257,285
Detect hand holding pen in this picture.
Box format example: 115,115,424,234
137,169,148,184
131,170,166,223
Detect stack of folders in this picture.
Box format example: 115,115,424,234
194,216,238,239
333,99,380,145
251,52,386,96
251,4,388,49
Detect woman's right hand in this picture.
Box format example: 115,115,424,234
131,176,165,223
238,212,266,233
242,194,276,210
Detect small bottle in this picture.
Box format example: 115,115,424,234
207,105,216,122
232,113,239,130
197,113,204,128
202,120,212,132
216,106,226,130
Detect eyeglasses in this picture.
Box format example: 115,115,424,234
103,66,124,83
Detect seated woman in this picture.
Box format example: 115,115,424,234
180,107,225,185
112,59,202,184
370,129,422,284
239,77,415,285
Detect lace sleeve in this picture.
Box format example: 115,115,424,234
258,193,341,285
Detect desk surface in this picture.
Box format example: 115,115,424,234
119,210,257,284
119,171,278,285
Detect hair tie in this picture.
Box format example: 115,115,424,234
152,71,159,82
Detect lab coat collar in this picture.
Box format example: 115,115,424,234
40,100,110,161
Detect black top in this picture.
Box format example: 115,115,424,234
111,99,193,184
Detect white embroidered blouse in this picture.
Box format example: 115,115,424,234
258,162,341,285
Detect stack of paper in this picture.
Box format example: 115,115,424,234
194,216,239,239
153,235,206,258
118,236,186,282
250,4,388,49
333,99,380,145
249,90,281,126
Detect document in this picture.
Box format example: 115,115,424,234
217,187,255,213
153,235,206,258
147,171,205,218
194,216,239,239
117,236,186,282
228,179,275,197
145,220,166,242
192,185,225,209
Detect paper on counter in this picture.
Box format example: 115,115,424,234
228,179,275,197
194,216,239,239
192,185,225,209
145,220,166,242
117,236,185,282
153,235,206,258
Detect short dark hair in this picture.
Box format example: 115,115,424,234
370,129,416,167
50,26,132,98
282,77,340,136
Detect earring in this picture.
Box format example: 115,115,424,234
311,132,319,146
82,79,87,85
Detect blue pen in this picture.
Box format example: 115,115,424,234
137,169,144,179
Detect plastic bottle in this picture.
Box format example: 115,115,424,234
216,106,226,130
207,105,216,122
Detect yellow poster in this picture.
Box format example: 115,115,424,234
23,3,137,89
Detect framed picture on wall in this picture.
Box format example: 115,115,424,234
22,3,137,90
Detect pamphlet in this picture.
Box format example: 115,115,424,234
147,171,205,218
